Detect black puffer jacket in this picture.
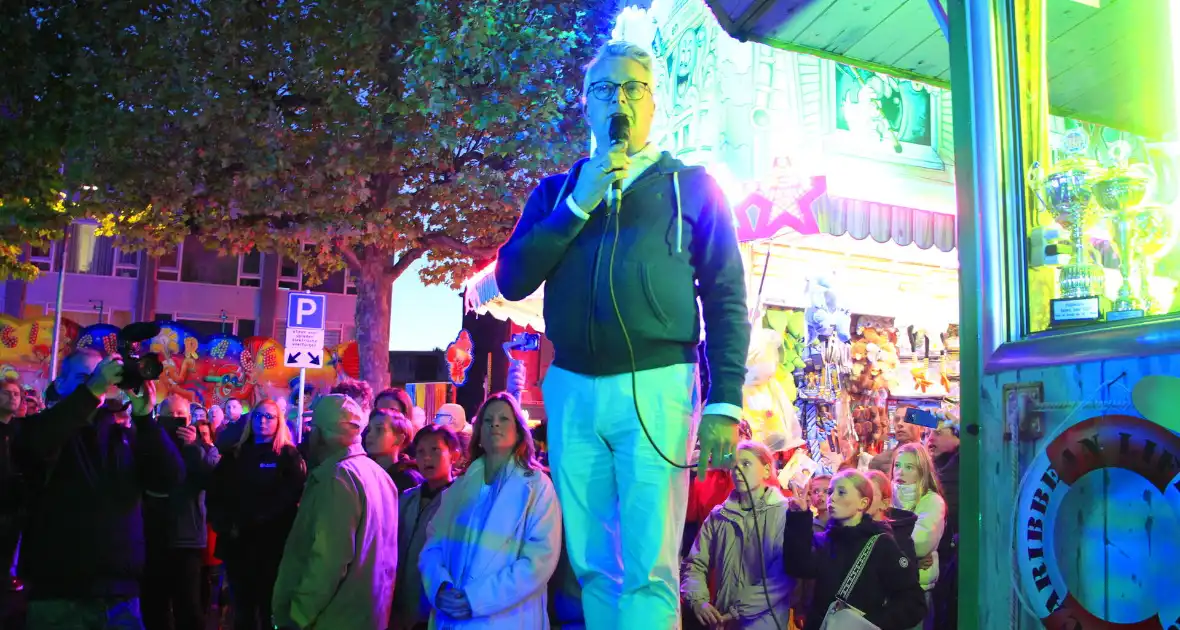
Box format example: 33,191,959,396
935,450,960,557
884,507,918,564
783,512,926,630
206,440,305,562
15,388,185,599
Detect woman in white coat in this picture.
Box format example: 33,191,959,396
892,442,947,630
418,392,562,629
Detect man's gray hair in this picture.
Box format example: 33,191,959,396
583,40,657,94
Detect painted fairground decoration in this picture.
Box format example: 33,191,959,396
733,156,826,242
445,329,474,387
68,321,361,407
0,315,81,388
1014,375,1180,630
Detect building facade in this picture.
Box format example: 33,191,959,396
1,223,358,345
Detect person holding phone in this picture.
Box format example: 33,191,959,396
142,395,221,630
868,407,925,475
15,348,185,630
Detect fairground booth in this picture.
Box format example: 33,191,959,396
693,0,1180,629
464,1,1180,628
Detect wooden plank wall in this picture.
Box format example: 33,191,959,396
979,353,1180,629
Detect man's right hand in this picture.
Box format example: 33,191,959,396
86,355,124,397
692,601,726,628
570,145,630,212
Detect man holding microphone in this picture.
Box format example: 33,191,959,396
496,40,750,630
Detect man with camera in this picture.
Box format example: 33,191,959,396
15,348,186,630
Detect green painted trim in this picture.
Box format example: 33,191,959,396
743,36,952,89
947,0,981,628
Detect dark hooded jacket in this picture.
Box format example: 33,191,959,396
495,152,749,409
15,388,185,599
783,511,926,630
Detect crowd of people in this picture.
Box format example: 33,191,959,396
0,349,961,630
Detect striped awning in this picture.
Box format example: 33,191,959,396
814,195,957,253
462,262,546,331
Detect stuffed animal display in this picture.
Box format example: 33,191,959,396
742,327,801,447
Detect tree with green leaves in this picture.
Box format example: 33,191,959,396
0,2,149,279
7,0,618,390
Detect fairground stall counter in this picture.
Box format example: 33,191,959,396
700,0,1180,629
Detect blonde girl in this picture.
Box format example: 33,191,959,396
892,442,947,628
782,470,926,630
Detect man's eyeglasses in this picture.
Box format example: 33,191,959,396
586,81,651,102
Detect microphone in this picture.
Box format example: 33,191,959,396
608,114,630,192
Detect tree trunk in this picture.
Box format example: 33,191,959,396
355,257,394,394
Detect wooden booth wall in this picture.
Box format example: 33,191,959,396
979,353,1180,629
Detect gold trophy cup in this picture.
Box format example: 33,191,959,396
1093,144,1154,321
1132,203,1179,314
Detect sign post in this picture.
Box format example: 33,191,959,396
284,292,327,443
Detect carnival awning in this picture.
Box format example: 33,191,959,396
701,0,1170,138
462,262,546,332
813,195,956,252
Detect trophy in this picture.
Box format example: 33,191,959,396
1093,142,1154,321
1028,129,1105,325
1132,203,1179,314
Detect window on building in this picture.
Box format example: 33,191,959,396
312,268,346,294
279,256,301,291
48,309,101,327
30,244,54,272
238,251,262,287
346,272,358,295
237,318,256,338
114,249,139,278
66,223,117,276
174,319,225,338
301,244,346,293
108,310,134,328
180,237,238,285
157,243,182,281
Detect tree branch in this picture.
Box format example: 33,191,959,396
337,239,362,273
388,247,426,280
421,232,499,262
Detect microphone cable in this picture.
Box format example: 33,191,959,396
606,192,785,630
606,192,695,472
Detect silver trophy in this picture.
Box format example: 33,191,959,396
1028,129,1105,324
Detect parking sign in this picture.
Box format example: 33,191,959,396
284,293,327,369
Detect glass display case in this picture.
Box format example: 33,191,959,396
1023,1,1178,333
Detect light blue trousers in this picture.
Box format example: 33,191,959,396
542,363,700,630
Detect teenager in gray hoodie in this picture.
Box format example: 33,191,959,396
682,441,793,629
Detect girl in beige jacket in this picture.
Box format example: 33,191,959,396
682,441,793,629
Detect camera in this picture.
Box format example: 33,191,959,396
117,322,165,391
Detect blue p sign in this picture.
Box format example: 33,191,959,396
286,293,326,330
